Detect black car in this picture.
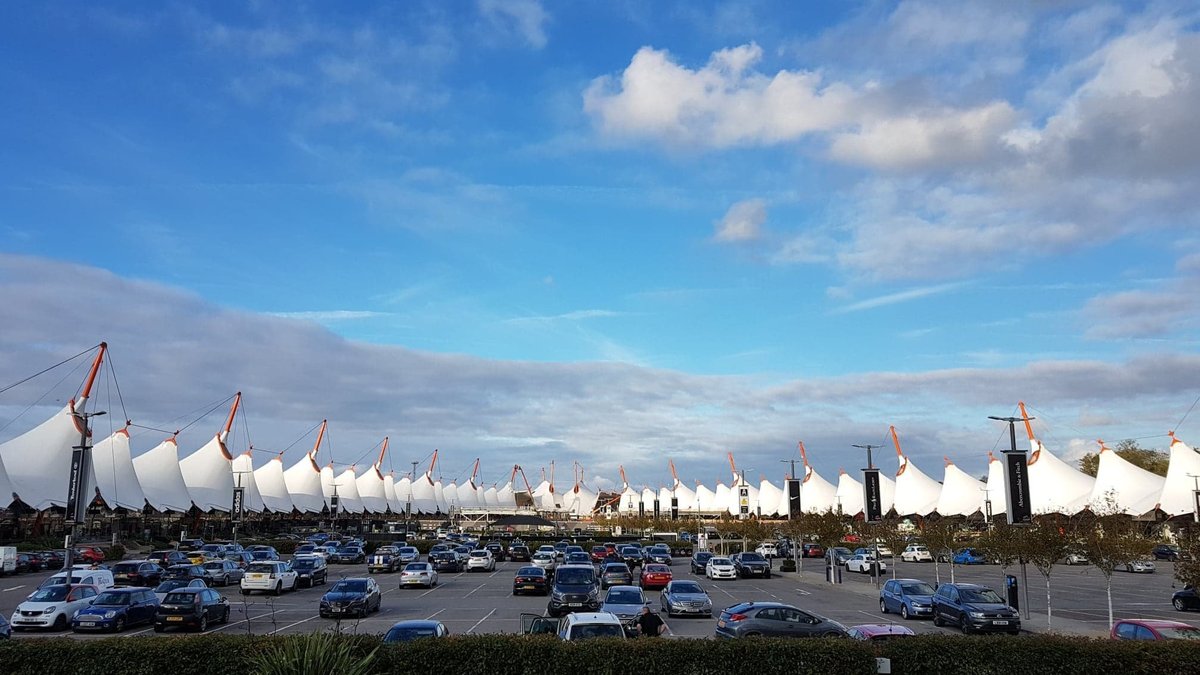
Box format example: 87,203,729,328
513,566,550,596
163,564,208,583
320,577,382,619
485,542,507,562
153,587,230,632
291,555,328,587
931,583,1020,634
599,562,634,589
731,552,772,579
547,565,601,617
690,551,714,574
620,547,644,569
368,546,402,574
112,561,164,587
248,545,279,561
644,546,673,565
1173,586,1200,611
1153,544,1183,561
430,551,463,573
177,539,206,552
330,546,366,564
148,550,191,568
509,545,531,562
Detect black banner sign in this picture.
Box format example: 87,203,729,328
786,479,801,519
863,469,883,522
64,447,86,526
670,497,678,520
638,501,645,517
231,487,245,524
653,499,660,518
330,495,340,513
1003,451,1032,525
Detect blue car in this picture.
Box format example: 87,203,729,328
72,587,159,633
879,578,936,619
952,548,986,565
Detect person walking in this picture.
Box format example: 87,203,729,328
635,605,666,637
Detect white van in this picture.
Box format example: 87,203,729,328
37,567,115,591
0,547,15,575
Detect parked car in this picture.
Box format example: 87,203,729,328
660,579,713,617
620,546,644,568
330,546,366,565
1124,560,1157,573
164,564,208,583
467,550,497,572
755,542,778,558
706,557,738,580
900,545,933,563
556,611,627,640
221,551,255,568
715,601,847,639
952,548,986,565
547,564,600,617
484,542,507,562
1172,586,1200,611
430,551,463,573
1152,544,1183,561
565,551,592,566
247,545,279,561
590,545,610,562
1112,618,1200,640
11,584,99,631
600,562,634,589
291,555,328,587
849,623,916,641
802,543,825,559
640,563,673,590
112,561,164,587
201,560,245,587
177,538,205,552
846,554,887,574
690,551,714,574
731,552,771,579
368,546,402,574
399,562,438,588
829,547,854,565
531,551,558,576
880,578,936,619
39,568,115,590
512,566,549,595
600,585,647,622
320,577,382,619
148,550,191,568
240,561,298,595
1064,552,1088,566
41,550,66,569
153,578,208,602
644,545,672,565
396,546,421,564
509,545,532,562
383,619,450,642
71,587,158,632
74,546,106,564
154,587,230,632
931,583,1020,634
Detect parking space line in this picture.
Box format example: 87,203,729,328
463,583,485,598
425,608,445,620
466,609,495,634
2,585,26,592
270,614,320,634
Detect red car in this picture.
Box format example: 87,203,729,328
590,546,609,562
75,546,106,564
640,564,673,590
1112,619,1200,641
802,544,825,559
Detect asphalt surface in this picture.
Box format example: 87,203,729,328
1,555,1196,639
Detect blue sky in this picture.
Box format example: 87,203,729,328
2,1,1199,490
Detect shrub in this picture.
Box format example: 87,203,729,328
253,632,377,675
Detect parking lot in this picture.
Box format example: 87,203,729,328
1,554,1196,639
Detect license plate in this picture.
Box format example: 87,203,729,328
332,608,343,613
569,603,582,607
79,621,96,627
167,616,183,622
249,573,264,580
994,620,1009,625
522,585,536,589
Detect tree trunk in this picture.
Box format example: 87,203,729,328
1044,573,1052,629
949,560,956,584
1106,573,1113,630
933,558,941,585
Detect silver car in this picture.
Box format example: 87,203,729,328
532,551,558,575
201,560,244,587
659,579,713,617
399,562,439,588
1124,560,1156,573
600,585,646,622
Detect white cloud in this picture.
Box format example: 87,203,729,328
505,309,624,325
714,199,766,243
829,102,1017,170
478,0,549,49
269,310,389,322
831,282,968,314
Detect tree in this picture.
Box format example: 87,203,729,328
1022,516,1074,630
1079,439,1169,477
853,518,907,581
919,516,963,585
1079,492,1155,629
1175,526,1200,590
798,509,851,583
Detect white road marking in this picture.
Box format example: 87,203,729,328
794,588,812,595
463,583,486,598
270,614,320,634
2,585,26,592
425,608,445,620
466,608,496,634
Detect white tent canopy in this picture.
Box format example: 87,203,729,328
893,455,943,516
283,453,326,514
334,467,365,514
357,466,389,514
835,470,863,516
0,401,90,510
91,428,146,511
936,460,985,517
757,479,783,517
982,453,1008,517
255,455,294,514
800,465,838,514
1028,439,1095,514
695,482,717,512
133,437,194,513
1159,433,1200,516
231,451,265,513
1089,442,1165,515
179,434,235,512
383,473,402,513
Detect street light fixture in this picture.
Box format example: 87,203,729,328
64,410,106,571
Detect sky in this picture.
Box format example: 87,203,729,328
2,1,1199,494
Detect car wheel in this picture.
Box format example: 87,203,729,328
933,612,944,627
153,624,164,633
1175,598,1187,611
52,614,67,631
274,582,282,596
900,605,910,620
240,588,250,595
114,617,126,633
879,600,888,613
198,615,208,632
959,616,970,635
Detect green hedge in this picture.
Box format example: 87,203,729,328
4,634,1200,675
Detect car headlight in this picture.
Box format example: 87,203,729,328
969,612,985,618
44,606,56,614
104,610,117,619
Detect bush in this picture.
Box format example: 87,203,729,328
102,544,126,561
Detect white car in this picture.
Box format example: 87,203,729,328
466,550,496,572
557,611,627,640
240,561,298,595
706,557,737,580
1124,560,1156,573
11,584,99,631
873,543,894,557
900,545,933,563
755,543,778,558
1064,552,1088,566
399,562,438,588
531,551,558,575
846,554,887,574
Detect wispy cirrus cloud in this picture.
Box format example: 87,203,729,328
831,282,968,314
269,310,390,322
714,199,766,243
504,309,625,325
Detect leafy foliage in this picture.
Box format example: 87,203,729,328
252,631,378,675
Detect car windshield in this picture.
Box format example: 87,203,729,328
404,563,428,571
155,581,185,592
533,553,552,561
570,624,623,639
1157,626,1200,640
902,583,936,595
293,558,317,569
962,589,1005,604
93,592,130,605
711,558,731,566
331,580,367,593
252,550,273,559
385,626,437,642
163,592,199,604
517,567,542,576
29,586,70,602
671,582,704,594
399,547,418,554
113,562,140,572
606,590,643,604
555,568,594,585
246,563,276,574
740,553,766,562
337,546,360,553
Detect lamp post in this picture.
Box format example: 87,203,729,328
231,470,249,544
1188,474,1200,524
981,486,993,527
64,410,105,571
406,461,418,534
990,413,1034,620
781,458,802,575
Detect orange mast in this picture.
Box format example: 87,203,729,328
890,426,907,476
1017,401,1036,441
217,392,242,460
